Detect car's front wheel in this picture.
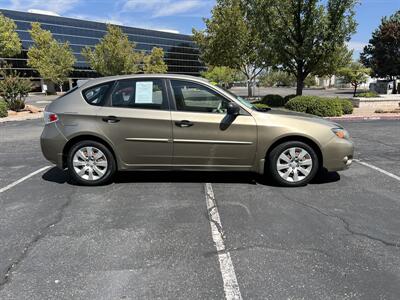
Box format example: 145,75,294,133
268,141,319,187
67,140,116,186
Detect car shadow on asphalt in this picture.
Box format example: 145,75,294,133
42,167,340,187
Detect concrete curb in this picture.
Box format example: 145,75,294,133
326,115,400,121
0,112,43,123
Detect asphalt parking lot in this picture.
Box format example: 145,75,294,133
0,118,399,299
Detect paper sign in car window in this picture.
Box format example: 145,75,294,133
135,81,153,103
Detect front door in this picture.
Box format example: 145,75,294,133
169,80,257,170
95,78,173,167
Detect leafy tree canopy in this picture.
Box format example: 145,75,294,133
246,0,358,95
0,13,22,58
27,22,76,91
201,66,239,88
338,61,371,96
82,24,144,76
361,10,400,90
193,0,274,96
83,25,168,76
143,47,168,74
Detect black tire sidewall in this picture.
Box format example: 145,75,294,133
67,140,116,186
268,141,319,187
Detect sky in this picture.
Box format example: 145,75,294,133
0,0,399,58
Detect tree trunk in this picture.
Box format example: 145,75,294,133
393,78,397,94
59,84,63,93
353,83,358,97
247,80,253,97
296,77,304,96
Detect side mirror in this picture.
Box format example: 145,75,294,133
227,102,240,116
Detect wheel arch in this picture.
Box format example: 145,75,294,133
62,134,118,169
265,135,323,169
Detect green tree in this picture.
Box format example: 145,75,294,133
143,47,168,74
361,11,400,93
82,24,143,76
0,68,32,111
247,0,357,95
314,45,353,87
201,66,238,88
193,0,273,97
338,61,371,97
0,13,21,58
27,22,75,92
259,70,296,87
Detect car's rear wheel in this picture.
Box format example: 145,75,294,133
67,140,116,186
268,141,319,187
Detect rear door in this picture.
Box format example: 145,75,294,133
168,79,257,170
95,78,173,167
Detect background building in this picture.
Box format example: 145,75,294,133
0,9,205,91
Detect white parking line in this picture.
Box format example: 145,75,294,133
0,166,51,194
354,159,400,181
205,183,242,300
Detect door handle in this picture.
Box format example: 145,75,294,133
102,116,120,123
175,120,194,128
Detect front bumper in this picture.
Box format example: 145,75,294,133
40,123,68,169
322,137,354,172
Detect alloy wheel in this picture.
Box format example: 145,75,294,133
72,146,108,181
276,147,313,183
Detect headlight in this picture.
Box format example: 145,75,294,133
331,128,350,140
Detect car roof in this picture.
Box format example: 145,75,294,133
79,74,209,89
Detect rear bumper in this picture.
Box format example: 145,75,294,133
322,137,354,172
40,123,68,169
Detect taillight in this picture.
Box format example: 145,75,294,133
44,111,59,124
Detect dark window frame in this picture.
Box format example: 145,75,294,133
106,78,170,111
81,81,115,106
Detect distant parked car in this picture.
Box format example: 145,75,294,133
41,74,354,186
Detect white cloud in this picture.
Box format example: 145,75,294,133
66,13,180,33
67,13,124,26
347,41,367,51
155,28,180,34
7,0,81,15
27,9,60,16
122,0,204,17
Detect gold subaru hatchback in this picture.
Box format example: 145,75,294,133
41,74,354,187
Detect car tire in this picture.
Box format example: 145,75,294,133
67,140,116,186
268,141,319,187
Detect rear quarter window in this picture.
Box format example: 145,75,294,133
82,82,114,106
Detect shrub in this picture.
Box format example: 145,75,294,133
336,99,353,114
261,94,285,107
0,100,8,118
357,91,379,98
253,102,270,110
285,96,351,117
284,94,297,102
285,96,318,113
308,98,342,117
0,69,32,111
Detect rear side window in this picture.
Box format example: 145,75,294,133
111,79,167,110
82,82,113,106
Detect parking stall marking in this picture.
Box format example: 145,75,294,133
354,159,400,182
0,166,51,194
205,183,242,300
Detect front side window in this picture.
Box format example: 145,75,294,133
111,79,166,110
171,80,230,114
83,82,113,106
